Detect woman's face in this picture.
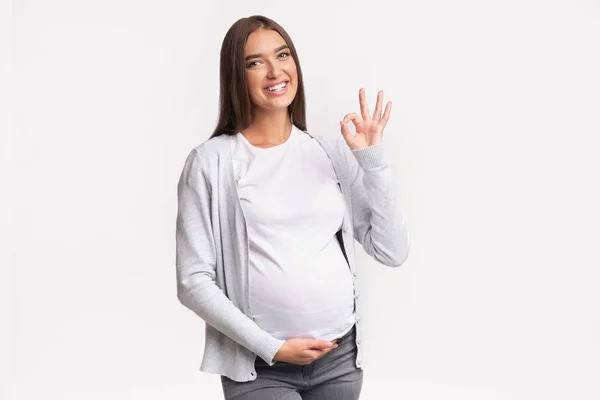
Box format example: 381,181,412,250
244,29,298,113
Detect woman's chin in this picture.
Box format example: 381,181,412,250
255,99,294,113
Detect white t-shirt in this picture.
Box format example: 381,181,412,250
230,125,356,341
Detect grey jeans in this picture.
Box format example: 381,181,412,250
220,324,363,399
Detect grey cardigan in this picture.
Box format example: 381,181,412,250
176,129,410,382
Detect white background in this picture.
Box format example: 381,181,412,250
8,0,600,399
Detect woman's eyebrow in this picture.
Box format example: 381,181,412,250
245,45,289,61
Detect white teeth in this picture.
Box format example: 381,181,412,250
266,82,287,91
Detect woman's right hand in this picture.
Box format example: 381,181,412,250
273,338,338,365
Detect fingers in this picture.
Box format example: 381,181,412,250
372,90,383,121
381,100,392,127
359,88,388,122
340,120,351,140
359,88,371,121
342,113,362,127
340,119,357,149
305,348,334,363
284,339,337,365
302,339,337,364
312,339,337,350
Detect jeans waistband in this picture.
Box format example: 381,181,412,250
333,323,356,344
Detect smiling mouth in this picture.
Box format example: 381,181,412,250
265,81,288,92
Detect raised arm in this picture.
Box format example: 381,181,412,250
339,89,410,267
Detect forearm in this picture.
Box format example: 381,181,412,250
351,144,410,266
176,271,285,364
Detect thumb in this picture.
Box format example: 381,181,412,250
309,339,337,350
340,120,355,148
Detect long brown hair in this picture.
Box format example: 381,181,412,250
209,15,307,139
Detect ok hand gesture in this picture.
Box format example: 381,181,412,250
340,88,392,150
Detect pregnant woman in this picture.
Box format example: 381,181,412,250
175,14,410,400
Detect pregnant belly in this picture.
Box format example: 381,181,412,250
249,240,356,340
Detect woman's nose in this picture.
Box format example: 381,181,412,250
267,62,281,78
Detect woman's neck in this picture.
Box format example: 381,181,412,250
241,109,292,148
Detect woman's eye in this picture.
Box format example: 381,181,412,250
247,53,289,68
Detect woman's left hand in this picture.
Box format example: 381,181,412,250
340,88,392,150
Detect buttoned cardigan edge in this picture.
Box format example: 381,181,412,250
175,129,410,382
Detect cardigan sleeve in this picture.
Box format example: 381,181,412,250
346,142,410,267
175,149,286,365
